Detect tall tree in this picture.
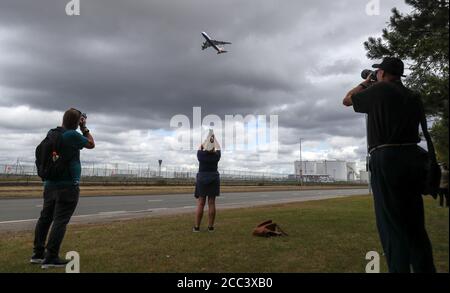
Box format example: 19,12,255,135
364,0,449,164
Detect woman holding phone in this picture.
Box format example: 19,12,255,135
193,130,221,232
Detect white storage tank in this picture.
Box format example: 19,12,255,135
293,160,360,182
294,161,317,176
315,161,326,175
346,162,357,181
303,161,317,175
360,170,369,183
323,160,347,181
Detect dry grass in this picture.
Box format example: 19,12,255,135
0,196,447,273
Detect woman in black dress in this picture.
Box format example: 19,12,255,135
193,131,221,232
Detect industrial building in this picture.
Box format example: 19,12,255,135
359,170,369,183
294,160,364,183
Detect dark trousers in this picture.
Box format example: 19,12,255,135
370,146,436,273
33,185,79,258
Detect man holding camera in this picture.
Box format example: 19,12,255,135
343,57,436,273
31,108,95,268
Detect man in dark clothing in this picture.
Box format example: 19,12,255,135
31,108,95,268
343,57,436,273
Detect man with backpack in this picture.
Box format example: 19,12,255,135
31,108,95,268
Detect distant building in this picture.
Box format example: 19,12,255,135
359,170,369,183
294,160,358,182
346,162,357,181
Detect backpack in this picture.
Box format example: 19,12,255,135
252,220,288,237
35,127,68,181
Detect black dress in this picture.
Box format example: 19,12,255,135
195,150,221,198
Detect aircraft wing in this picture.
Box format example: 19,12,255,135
212,40,232,45
202,41,211,50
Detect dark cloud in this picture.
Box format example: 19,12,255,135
0,0,411,172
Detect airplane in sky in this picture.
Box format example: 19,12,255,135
201,32,231,54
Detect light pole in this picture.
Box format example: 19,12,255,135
299,138,303,186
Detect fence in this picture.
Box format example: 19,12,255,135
0,163,295,183
0,163,370,186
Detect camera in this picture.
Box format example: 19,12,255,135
78,112,87,127
72,108,87,120
361,69,378,82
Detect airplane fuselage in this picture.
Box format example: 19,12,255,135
201,32,227,54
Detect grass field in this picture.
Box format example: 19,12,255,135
0,195,447,273
0,184,365,199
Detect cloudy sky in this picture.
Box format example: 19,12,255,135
0,0,412,174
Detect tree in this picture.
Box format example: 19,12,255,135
364,0,449,164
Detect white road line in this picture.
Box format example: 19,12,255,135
147,199,163,202
0,208,171,224
98,211,127,215
0,219,36,224
0,209,154,224
35,205,43,208
126,209,153,213
152,208,169,212
0,192,369,225
79,213,118,218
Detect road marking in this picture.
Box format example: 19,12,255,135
0,190,369,226
0,208,166,225
151,208,169,212
125,209,153,213
0,219,36,224
35,205,43,208
147,199,164,202
0,214,107,224
98,211,127,215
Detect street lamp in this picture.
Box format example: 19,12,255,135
299,138,304,186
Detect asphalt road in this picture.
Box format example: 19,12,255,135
0,188,369,231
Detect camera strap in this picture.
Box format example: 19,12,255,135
419,103,437,161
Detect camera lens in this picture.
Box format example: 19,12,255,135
361,69,377,81
361,69,372,80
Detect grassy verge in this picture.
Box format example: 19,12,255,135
0,185,366,199
0,196,447,273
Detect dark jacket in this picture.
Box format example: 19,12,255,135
195,150,221,197
197,150,221,172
